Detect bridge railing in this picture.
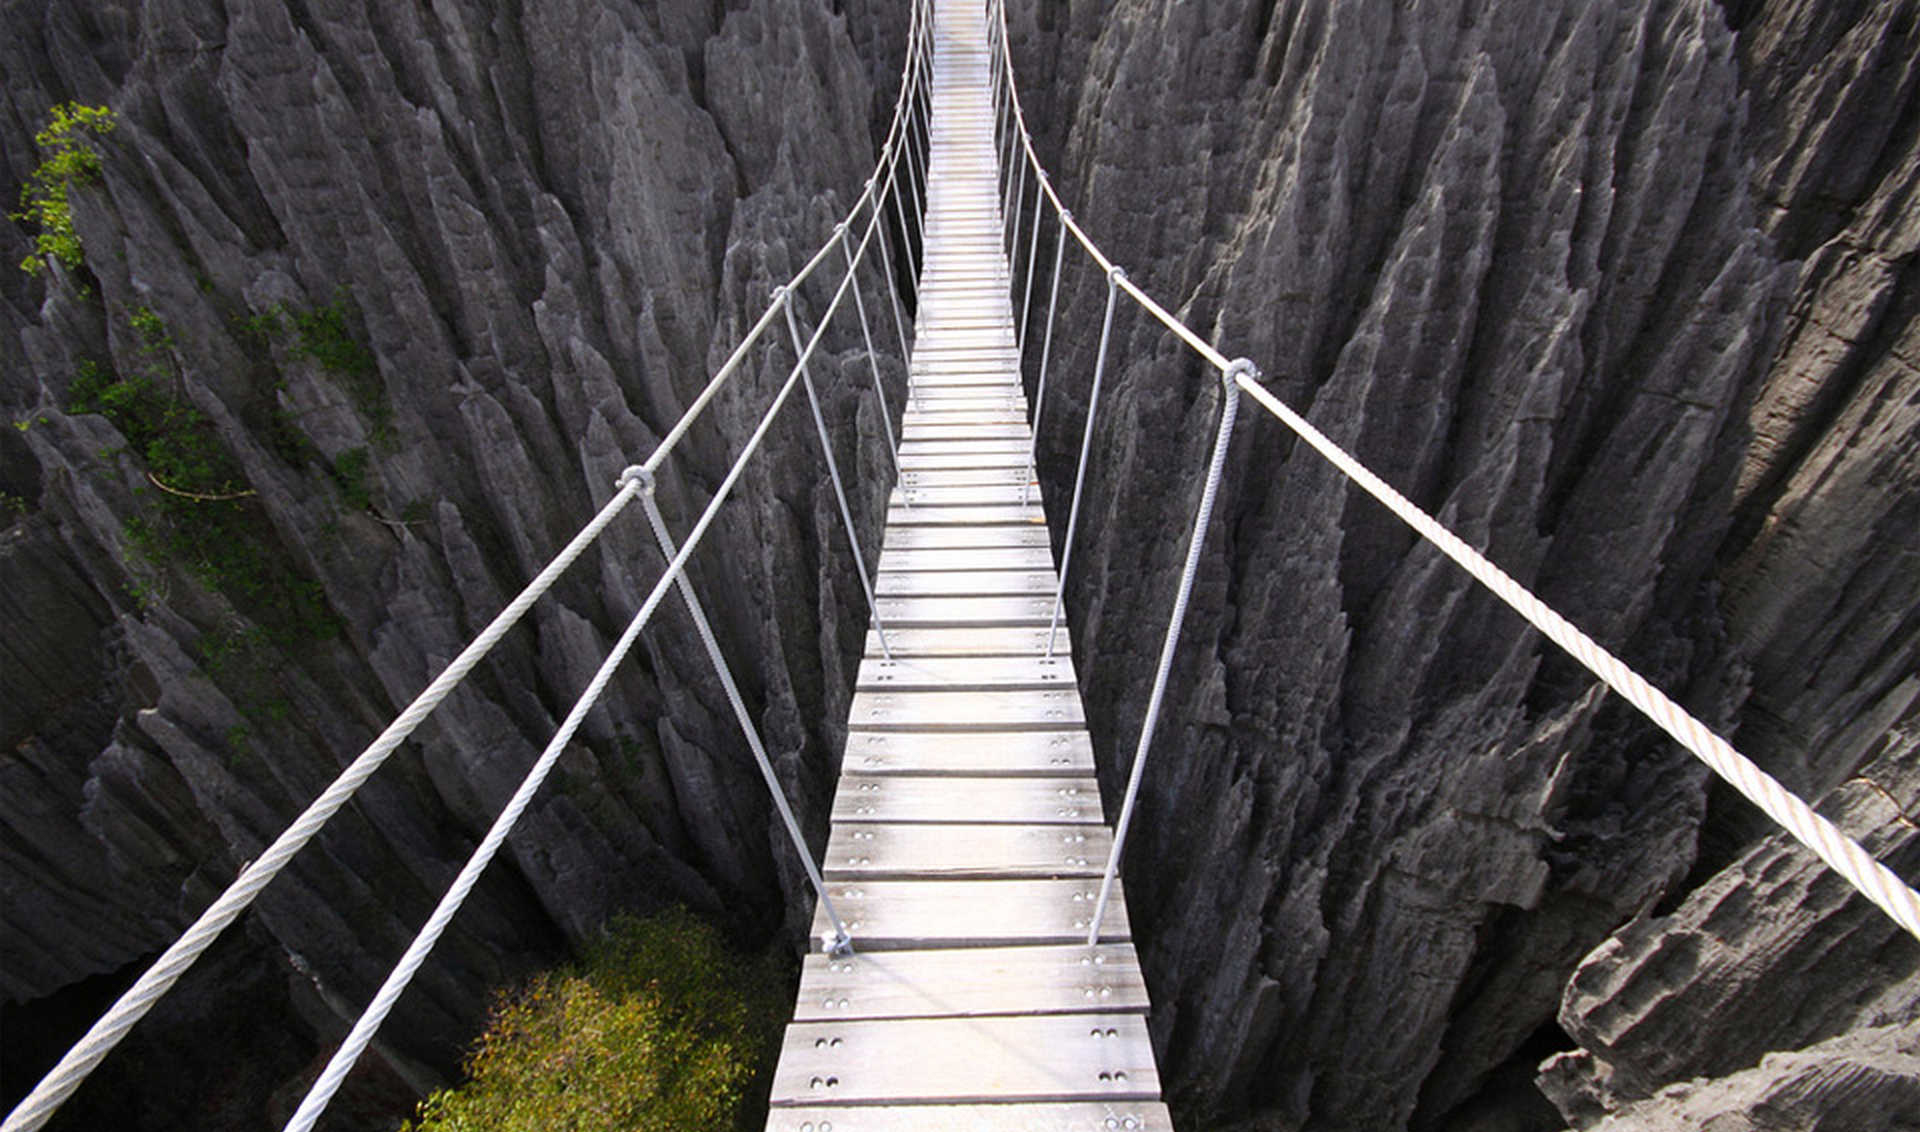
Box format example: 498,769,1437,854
976,0,1920,948
0,3,936,1130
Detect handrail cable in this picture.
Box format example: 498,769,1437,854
978,0,1920,943
2,4,934,1129
282,133,905,1132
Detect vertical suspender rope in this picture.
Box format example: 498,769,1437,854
1045,268,1122,658
781,291,894,661
1086,361,1251,947
635,475,854,955
889,143,922,294
871,176,915,367
1018,181,1045,354
1024,207,1070,504
838,222,905,495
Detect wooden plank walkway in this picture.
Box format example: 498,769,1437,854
763,0,1172,1127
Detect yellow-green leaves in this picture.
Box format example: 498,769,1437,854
13,102,117,276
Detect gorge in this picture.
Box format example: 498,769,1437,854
3,0,1918,1129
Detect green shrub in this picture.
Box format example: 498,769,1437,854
12,102,116,275
68,313,339,646
404,909,790,1132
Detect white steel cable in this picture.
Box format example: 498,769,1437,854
1023,207,1069,506
7,11,935,1125
644,0,930,477
1045,268,1123,658
284,543,667,1132
1233,375,1920,941
781,293,893,660
838,222,904,491
1018,185,1044,353
285,260,859,1128
636,481,854,953
1088,363,1247,946
0,479,641,1132
980,0,1920,943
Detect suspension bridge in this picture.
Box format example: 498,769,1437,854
7,0,1920,1129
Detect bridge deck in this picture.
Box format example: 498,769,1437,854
764,0,1171,1128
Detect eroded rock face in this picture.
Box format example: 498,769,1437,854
1,0,904,1124
7,0,1920,1129
1003,0,1920,1128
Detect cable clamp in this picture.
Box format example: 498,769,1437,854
1107,265,1127,285
1223,357,1260,392
617,465,658,495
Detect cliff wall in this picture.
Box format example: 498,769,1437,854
4,0,1918,1129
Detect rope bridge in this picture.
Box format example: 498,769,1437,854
8,0,1920,1128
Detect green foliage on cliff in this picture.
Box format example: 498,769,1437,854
12,102,117,276
403,909,789,1132
245,293,391,443
69,309,336,645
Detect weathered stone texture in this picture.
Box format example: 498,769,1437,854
2,0,902,1124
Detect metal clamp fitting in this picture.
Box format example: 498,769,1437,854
616,464,658,494
1107,265,1127,285
1222,357,1260,392
770,284,790,306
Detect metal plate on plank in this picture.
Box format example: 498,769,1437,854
824,824,1111,881
874,594,1056,626
770,1013,1158,1105
848,688,1084,730
767,1101,1173,1132
874,569,1055,596
791,943,1144,1019
856,654,1077,691
810,878,1134,950
866,625,1072,657
831,775,1101,824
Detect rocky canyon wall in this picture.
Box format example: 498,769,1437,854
1005,0,1920,1128
6,0,1920,1130
1,0,906,1125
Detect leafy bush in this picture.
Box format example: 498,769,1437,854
404,909,790,1132
68,311,338,646
12,102,116,275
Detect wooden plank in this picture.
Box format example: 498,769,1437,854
898,450,1031,470
875,594,1057,626
899,423,1031,441
848,689,1083,730
881,524,1051,549
885,505,1048,528
769,1013,1158,1104
866,625,1072,657
810,878,1133,949
856,654,1078,692
843,729,1094,776
895,485,1045,509
875,569,1055,596
768,1101,1174,1132
824,824,1112,880
791,943,1145,1019
877,545,1055,572
831,776,1102,824
895,469,1038,491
